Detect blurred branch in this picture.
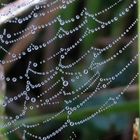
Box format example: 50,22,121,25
81,84,138,99
101,84,138,96
3,1,61,73
0,0,47,25
95,36,135,48
133,118,140,140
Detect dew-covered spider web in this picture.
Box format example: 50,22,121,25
0,0,139,139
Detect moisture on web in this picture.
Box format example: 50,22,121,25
0,0,138,140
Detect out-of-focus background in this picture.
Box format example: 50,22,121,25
0,0,139,140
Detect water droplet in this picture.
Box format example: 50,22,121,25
7,34,11,38
31,97,36,103
103,84,106,88
33,63,38,67
63,81,69,87
83,69,88,74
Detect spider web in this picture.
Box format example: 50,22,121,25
0,0,138,139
